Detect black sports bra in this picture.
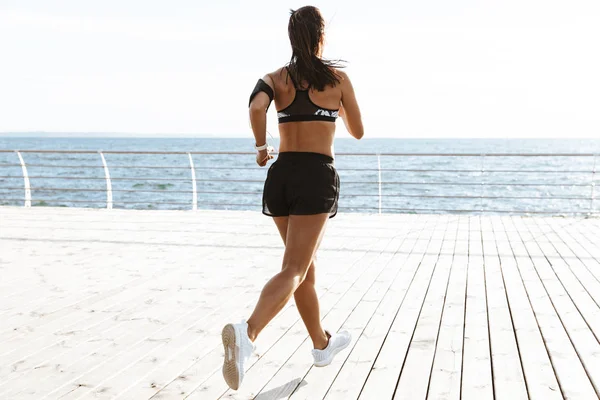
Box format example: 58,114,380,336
277,67,339,124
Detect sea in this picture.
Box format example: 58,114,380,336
1,137,599,215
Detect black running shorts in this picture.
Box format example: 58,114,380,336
262,152,340,218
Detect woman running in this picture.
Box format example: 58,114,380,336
222,5,364,390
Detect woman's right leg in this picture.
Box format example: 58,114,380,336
246,213,329,342
272,217,329,350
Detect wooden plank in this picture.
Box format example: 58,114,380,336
507,217,597,399
534,219,600,334
322,221,455,400
519,218,600,396
493,216,562,400
569,221,600,266
426,217,467,400
393,238,453,399
541,218,600,306
481,216,528,400
356,222,443,399
461,216,493,400
311,221,450,400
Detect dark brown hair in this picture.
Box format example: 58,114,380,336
287,6,344,91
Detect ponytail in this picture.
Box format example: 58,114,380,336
287,7,344,91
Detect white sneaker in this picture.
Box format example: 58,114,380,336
221,320,255,390
311,329,352,367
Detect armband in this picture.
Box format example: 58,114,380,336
249,79,274,111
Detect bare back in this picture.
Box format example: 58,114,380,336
267,67,343,157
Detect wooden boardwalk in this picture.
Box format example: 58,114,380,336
1,207,599,400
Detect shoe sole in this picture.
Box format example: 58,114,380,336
222,324,240,390
314,337,351,367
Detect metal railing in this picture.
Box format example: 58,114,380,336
0,150,597,216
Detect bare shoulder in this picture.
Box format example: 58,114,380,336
263,67,288,86
333,69,351,87
334,69,349,80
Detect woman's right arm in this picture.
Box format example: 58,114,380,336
249,73,275,166
338,71,364,140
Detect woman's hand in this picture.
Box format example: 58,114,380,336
256,148,274,167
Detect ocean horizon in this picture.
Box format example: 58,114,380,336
1,137,599,215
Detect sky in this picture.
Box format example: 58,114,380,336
0,0,599,138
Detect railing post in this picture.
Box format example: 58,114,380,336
188,153,197,211
99,151,113,209
591,154,597,215
16,151,31,208
377,153,382,214
479,154,485,213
